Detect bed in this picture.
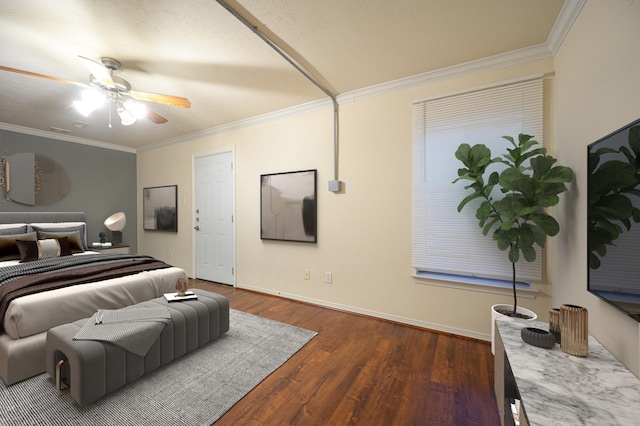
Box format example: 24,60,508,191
0,212,187,385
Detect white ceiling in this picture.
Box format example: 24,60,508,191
0,0,577,151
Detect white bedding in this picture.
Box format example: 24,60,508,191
2,265,185,339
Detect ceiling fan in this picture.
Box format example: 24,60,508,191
0,56,191,126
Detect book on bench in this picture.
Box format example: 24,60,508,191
163,291,198,302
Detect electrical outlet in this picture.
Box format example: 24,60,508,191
304,269,310,280
325,272,332,284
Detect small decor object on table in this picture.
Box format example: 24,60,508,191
164,277,196,302
521,327,556,349
176,278,188,296
549,308,561,344
560,304,588,357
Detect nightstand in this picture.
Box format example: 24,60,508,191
90,245,130,255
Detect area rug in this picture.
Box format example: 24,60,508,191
0,309,317,426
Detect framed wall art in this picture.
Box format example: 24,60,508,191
143,185,178,232
260,169,317,243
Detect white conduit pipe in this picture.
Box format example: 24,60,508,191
215,0,341,190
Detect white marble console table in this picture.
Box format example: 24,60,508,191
494,316,640,425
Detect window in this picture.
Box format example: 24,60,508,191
412,77,544,284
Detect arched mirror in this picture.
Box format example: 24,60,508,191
1,153,70,206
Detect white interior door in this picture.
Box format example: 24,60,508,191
195,152,234,285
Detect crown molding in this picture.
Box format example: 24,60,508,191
0,122,136,153
547,0,586,55
137,97,332,152
337,43,553,104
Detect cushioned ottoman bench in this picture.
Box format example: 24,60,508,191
45,288,229,406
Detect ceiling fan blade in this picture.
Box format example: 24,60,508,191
0,65,88,88
147,109,168,124
78,56,114,87
129,90,191,108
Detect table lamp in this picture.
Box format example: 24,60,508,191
104,212,126,245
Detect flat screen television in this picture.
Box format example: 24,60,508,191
588,117,640,321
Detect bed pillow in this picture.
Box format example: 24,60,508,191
16,237,72,262
37,230,85,253
0,225,29,236
0,232,38,261
30,223,88,250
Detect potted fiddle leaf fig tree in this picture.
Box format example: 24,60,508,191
453,134,574,322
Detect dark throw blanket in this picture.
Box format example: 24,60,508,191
0,254,171,324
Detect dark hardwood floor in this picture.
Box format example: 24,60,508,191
190,279,500,426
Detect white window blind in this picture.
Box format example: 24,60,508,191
412,78,544,282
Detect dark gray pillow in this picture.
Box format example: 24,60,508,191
32,224,88,250
0,225,28,236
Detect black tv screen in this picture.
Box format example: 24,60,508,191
588,117,640,321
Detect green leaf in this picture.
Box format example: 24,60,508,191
482,217,501,236
508,246,519,263
457,192,483,212
518,224,536,247
527,225,546,248
475,200,492,222
544,165,574,183
488,171,499,185
530,213,560,236
522,246,537,262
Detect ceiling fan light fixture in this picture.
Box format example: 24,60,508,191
73,100,97,117
117,105,136,126
73,89,105,116
123,100,147,119
82,89,105,107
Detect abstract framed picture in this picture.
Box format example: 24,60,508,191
143,185,178,232
260,169,317,243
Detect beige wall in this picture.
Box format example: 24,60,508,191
138,57,557,341
554,0,640,375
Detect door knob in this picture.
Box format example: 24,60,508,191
194,226,200,231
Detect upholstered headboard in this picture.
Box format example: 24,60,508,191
0,212,87,225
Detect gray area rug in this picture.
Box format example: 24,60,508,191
0,309,317,426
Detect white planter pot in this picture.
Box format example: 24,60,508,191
491,304,537,355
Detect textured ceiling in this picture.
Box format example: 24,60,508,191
0,0,570,150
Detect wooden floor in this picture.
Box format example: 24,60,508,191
190,279,500,426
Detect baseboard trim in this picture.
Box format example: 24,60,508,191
237,283,490,342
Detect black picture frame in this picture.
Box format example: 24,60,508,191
143,185,178,232
260,169,317,243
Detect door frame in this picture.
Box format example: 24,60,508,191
192,147,236,286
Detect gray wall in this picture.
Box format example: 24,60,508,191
0,130,137,251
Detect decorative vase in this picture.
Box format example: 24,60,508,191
521,327,556,349
560,304,588,357
491,304,537,355
549,308,561,344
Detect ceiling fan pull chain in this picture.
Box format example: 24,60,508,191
108,103,112,128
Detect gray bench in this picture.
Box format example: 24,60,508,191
45,289,229,406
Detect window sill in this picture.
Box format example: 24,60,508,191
413,272,539,299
